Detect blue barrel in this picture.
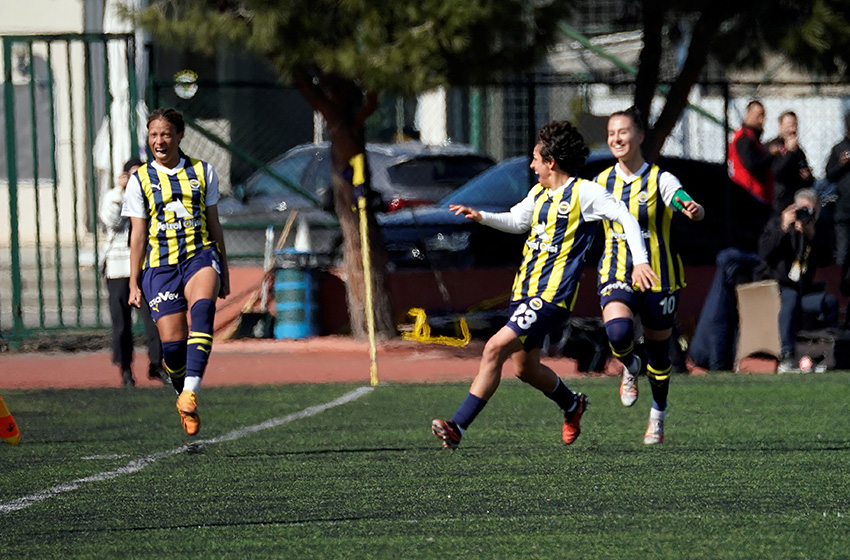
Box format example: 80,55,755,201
273,266,319,339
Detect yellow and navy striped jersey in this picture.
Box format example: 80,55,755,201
511,179,599,311
595,163,686,292
134,158,216,269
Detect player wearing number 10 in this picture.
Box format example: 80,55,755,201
596,107,705,444
431,120,658,450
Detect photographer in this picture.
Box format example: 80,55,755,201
758,189,837,372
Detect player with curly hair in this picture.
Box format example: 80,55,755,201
431,120,657,450
596,107,704,444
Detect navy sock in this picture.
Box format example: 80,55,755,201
545,377,577,412
605,317,637,370
161,339,187,394
451,393,488,431
186,299,215,383
645,338,671,410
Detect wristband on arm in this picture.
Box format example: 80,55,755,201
670,188,693,212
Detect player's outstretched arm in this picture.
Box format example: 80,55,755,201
449,204,482,222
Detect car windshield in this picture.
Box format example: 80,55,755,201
440,157,532,208
386,155,495,189
245,149,318,198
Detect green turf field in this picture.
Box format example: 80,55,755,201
1,373,849,559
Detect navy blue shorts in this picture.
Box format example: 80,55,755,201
506,296,571,351
141,248,221,321
599,281,679,330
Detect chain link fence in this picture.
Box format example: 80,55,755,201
143,77,850,264
3,64,850,336
147,78,839,256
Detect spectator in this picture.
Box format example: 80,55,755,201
769,111,814,213
826,111,850,268
728,100,781,205
689,189,837,373
758,189,837,373
687,247,765,371
99,158,165,387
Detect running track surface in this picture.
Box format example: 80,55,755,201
0,336,626,390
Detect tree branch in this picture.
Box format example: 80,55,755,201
293,68,336,123
645,8,729,159
355,90,379,127
635,0,665,127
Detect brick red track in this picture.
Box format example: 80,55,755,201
0,337,621,390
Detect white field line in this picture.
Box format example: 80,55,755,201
0,386,374,515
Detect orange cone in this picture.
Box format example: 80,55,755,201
0,395,20,445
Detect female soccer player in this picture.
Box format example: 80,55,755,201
596,107,704,444
124,107,230,436
431,120,657,450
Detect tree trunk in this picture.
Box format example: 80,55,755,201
644,9,731,160
635,0,665,153
294,71,396,340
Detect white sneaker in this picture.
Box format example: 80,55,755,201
619,356,640,407
777,358,799,374
644,417,664,445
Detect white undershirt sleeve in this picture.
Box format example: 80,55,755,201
204,163,220,206
578,180,648,265
478,189,536,233
121,174,146,218
658,171,684,207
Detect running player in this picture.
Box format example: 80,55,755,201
431,120,657,450
596,107,704,444
123,107,230,436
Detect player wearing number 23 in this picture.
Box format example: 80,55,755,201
430,120,657,450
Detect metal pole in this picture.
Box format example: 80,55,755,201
27,41,46,328
3,37,25,339
350,153,379,387
46,40,64,326
469,87,481,151
127,35,139,157
723,81,733,247
66,39,83,326
84,38,102,325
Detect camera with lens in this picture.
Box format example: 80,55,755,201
795,206,815,225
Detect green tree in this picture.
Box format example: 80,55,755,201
631,0,850,159
131,0,565,339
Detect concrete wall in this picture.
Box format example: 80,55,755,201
0,0,85,34
1,0,88,246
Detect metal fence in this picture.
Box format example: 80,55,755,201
1,33,140,343
3,35,850,342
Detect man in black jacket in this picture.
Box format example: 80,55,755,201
758,189,837,372
826,111,850,267
769,111,814,213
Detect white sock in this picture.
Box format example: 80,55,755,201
183,376,202,393
650,407,666,422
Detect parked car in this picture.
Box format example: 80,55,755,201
217,141,495,256
378,153,771,269
377,156,534,268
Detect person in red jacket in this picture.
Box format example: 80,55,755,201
728,100,781,204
